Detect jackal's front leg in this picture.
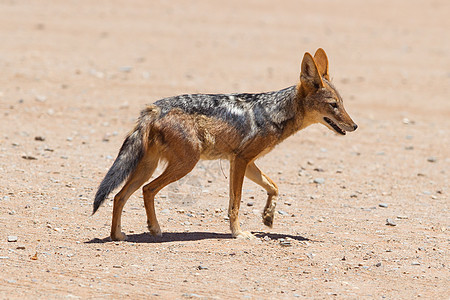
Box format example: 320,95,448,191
245,162,278,227
229,157,255,239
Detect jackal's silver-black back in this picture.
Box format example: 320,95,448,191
154,86,297,137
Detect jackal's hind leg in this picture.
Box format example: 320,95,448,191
142,157,199,237
244,162,278,228
111,159,156,241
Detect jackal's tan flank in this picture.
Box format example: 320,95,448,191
93,48,357,241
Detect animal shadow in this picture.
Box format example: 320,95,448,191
86,231,309,244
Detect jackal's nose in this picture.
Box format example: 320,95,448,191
353,124,358,131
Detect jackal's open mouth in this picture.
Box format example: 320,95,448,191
324,117,346,135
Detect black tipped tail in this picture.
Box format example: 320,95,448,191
92,130,144,214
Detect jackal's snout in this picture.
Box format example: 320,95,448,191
323,105,358,135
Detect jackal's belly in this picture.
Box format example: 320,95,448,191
198,131,238,160
197,120,242,160
199,149,229,160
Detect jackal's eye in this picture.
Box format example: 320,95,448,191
329,102,338,109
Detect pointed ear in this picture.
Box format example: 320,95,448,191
314,48,329,80
300,52,324,89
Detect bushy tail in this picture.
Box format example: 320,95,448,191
92,105,159,214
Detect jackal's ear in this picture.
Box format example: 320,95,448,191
301,52,324,89
314,48,330,80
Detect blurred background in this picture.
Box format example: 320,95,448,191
1,0,448,111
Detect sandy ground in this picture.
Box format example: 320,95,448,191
0,0,449,298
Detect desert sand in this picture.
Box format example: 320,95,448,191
0,0,448,298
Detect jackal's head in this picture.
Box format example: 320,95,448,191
299,48,357,135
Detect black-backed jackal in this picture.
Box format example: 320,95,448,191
93,48,357,241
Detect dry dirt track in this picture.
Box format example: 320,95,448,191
0,0,449,299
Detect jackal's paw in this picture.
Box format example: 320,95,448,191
111,231,127,241
148,225,162,237
262,211,274,228
233,230,256,240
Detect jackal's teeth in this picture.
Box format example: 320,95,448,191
324,117,346,135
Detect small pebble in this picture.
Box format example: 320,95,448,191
197,265,208,270
386,218,397,226
277,210,289,216
7,236,18,242
375,262,382,267
119,66,133,73
427,157,437,163
313,178,325,184
379,203,388,208
35,95,47,102
22,155,37,160
411,262,420,266
306,253,316,260
119,103,129,109
247,202,254,207
279,240,292,247
182,293,202,298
